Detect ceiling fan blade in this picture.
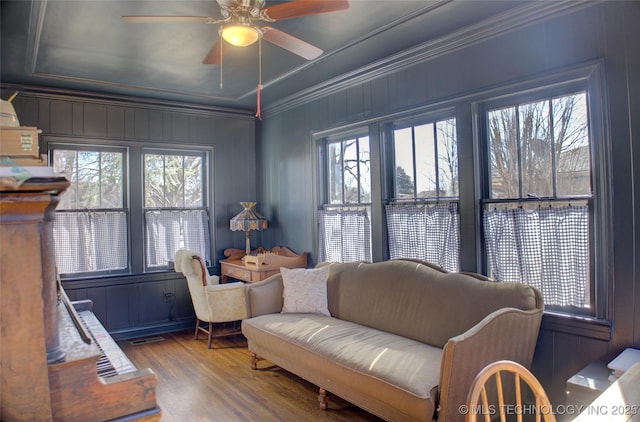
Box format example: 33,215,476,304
122,16,214,23
262,0,349,21
202,37,227,65
262,27,322,60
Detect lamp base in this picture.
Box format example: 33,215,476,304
245,231,252,256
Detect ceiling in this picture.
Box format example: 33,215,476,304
1,0,529,112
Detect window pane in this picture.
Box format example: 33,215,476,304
343,139,359,203
54,149,124,210
53,150,79,209
184,156,203,207
328,142,343,204
414,123,436,198
554,93,591,195
144,154,165,208
144,153,203,208
358,137,371,203
488,107,519,198
163,155,185,208
77,151,101,208
437,118,458,197
519,100,552,197
100,152,123,208
394,127,414,198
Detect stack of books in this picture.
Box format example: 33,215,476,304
607,347,640,381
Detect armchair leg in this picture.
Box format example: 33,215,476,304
207,322,214,349
194,319,201,340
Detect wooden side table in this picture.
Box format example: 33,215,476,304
220,246,307,283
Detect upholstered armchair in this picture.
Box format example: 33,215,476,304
174,250,248,349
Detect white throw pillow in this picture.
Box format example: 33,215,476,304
281,266,331,316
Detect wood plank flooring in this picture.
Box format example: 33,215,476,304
119,328,383,422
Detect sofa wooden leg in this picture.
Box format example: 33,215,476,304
249,352,258,369
318,388,330,410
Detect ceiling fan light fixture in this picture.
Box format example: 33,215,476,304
221,24,260,47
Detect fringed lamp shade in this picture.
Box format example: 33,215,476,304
230,202,267,255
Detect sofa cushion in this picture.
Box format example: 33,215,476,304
243,313,443,399
320,260,542,348
281,266,331,316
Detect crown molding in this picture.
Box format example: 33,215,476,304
265,0,600,116
1,83,255,119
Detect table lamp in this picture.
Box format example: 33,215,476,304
230,202,268,255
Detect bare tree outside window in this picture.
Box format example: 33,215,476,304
327,137,371,204
437,119,459,197
393,118,458,199
488,92,590,199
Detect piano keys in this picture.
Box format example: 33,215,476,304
72,300,136,378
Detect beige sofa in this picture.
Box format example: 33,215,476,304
241,259,544,422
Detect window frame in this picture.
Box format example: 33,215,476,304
477,73,610,320
142,147,212,271
315,127,373,263
382,109,461,271
49,142,130,278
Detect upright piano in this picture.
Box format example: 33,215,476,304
0,172,161,421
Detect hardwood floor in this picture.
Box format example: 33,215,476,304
119,328,383,422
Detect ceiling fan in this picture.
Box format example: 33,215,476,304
122,0,350,65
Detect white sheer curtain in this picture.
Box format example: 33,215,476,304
483,203,589,307
145,209,211,269
385,202,460,271
53,211,128,274
318,208,372,263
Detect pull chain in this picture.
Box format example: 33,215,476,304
219,40,223,89
255,37,262,120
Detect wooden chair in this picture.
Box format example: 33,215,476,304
174,250,248,349
466,360,556,422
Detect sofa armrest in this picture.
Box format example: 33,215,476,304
437,307,543,422
244,274,284,318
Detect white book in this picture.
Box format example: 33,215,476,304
608,347,640,374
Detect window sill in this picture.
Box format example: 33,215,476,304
541,311,611,341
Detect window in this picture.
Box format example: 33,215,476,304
52,146,128,276
385,116,460,271
318,134,372,263
143,150,211,270
482,90,593,312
